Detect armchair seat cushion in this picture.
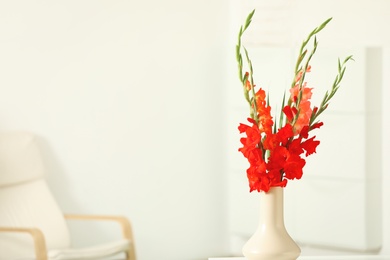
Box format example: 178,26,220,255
48,239,130,260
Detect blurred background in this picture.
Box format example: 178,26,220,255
0,1,388,259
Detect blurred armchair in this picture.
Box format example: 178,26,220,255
0,132,136,260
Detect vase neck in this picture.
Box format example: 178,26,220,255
259,187,284,225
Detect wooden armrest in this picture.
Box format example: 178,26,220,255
63,214,136,260
63,214,134,241
0,227,48,260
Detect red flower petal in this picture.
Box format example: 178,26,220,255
238,123,249,133
277,123,294,146
267,146,288,172
299,125,310,139
288,138,304,155
311,122,324,130
284,155,306,180
283,106,294,122
301,136,320,156
263,133,278,150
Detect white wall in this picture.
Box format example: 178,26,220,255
0,1,229,260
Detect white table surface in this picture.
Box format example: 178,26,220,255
209,256,390,260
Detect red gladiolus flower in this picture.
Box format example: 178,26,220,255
288,138,304,155
255,88,274,134
284,155,306,180
301,136,320,156
236,12,352,193
290,85,313,135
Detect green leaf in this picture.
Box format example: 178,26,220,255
244,9,255,31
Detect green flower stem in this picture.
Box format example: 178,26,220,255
237,10,352,139
292,18,332,81
236,9,259,124
289,18,332,100
244,47,259,123
309,55,354,127
281,18,332,129
236,10,255,84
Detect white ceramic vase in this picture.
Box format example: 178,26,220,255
242,187,301,260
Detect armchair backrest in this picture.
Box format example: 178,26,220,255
0,132,71,258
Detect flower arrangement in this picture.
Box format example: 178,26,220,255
236,10,353,193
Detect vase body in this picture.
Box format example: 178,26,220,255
242,187,301,260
